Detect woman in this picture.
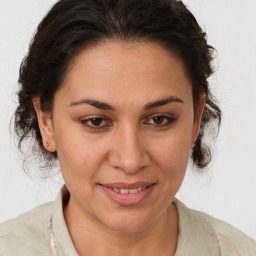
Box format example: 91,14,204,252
0,0,255,255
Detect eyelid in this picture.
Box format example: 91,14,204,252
144,113,177,126
80,113,177,130
80,116,112,130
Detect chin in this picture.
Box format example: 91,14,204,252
98,210,160,233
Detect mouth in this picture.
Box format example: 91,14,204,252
111,186,148,194
99,182,156,207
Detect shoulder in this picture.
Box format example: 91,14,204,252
175,198,256,256
202,211,256,255
198,211,256,255
0,202,52,256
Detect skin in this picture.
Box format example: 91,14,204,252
34,41,205,256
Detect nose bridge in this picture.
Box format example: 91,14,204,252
109,122,149,173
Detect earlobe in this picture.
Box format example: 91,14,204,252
191,94,206,148
32,97,57,152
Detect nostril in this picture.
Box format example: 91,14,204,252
108,149,150,174
108,129,150,173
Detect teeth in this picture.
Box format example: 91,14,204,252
112,187,146,194
120,189,129,194
129,189,138,194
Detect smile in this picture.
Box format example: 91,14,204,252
99,182,156,207
112,187,147,194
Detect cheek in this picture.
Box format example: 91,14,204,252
53,123,108,181
153,130,191,167
151,130,192,187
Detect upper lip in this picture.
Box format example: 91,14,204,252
100,182,155,189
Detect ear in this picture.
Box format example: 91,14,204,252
191,93,206,148
33,97,57,152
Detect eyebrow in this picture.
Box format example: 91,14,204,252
144,96,183,111
70,99,115,111
69,96,183,111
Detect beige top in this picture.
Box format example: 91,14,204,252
0,187,255,256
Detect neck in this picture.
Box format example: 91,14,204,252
63,196,179,256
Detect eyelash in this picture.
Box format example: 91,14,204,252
80,115,177,130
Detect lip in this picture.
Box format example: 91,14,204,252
102,182,154,189
99,182,156,207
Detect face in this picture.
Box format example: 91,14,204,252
35,41,204,232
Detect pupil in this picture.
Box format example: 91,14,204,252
91,118,102,126
154,116,163,124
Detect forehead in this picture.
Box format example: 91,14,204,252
58,41,192,107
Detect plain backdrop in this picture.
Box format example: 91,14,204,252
0,0,255,240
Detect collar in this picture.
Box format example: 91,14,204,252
52,186,79,255
173,198,220,256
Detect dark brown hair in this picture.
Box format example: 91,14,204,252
15,0,221,174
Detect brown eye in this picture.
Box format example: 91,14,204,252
90,118,103,126
145,115,177,127
81,117,110,130
152,116,164,125
80,117,112,131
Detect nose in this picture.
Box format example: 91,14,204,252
108,125,150,174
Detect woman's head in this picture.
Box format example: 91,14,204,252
35,40,204,231
15,0,221,175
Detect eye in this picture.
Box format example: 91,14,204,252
81,117,110,129
145,115,177,127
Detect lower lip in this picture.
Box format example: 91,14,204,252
100,185,155,207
